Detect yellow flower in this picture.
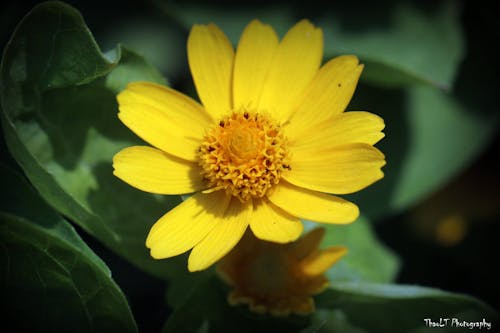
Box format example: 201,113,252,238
217,228,346,316
113,19,385,272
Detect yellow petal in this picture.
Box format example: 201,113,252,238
113,146,205,195
267,181,359,224
188,23,234,119
118,82,213,127
285,55,363,136
301,246,347,276
290,228,325,260
146,191,231,258
188,198,252,271
258,20,323,123
233,20,279,110
249,198,303,243
289,111,385,152
117,82,211,161
285,143,386,194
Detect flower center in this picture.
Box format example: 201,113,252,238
198,111,290,202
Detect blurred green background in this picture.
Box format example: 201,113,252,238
1,0,499,332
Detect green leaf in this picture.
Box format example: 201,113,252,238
312,282,497,333
1,2,114,91
319,1,464,89
162,275,310,333
306,216,399,284
0,1,182,279
0,164,137,333
346,83,499,218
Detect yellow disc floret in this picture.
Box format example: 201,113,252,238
199,111,290,202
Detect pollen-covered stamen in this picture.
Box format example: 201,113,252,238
199,111,290,202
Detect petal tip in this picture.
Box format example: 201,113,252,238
323,245,349,262
291,19,323,37
248,18,264,27
357,63,365,74
149,247,163,259
116,90,129,105
187,255,207,272
145,229,157,249
296,18,316,28
343,204,360,224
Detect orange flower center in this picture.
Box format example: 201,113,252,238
198,111,290,202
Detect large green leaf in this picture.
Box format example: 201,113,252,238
0,1,182,279
311,282,497,333
305,216,399,284
0,165,137,333
318,1,464,89
346,83,499,218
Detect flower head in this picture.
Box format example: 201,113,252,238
113,19,385,271
217,228,346,316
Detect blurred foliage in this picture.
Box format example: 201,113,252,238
1,0,498,332
161,0,464,89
